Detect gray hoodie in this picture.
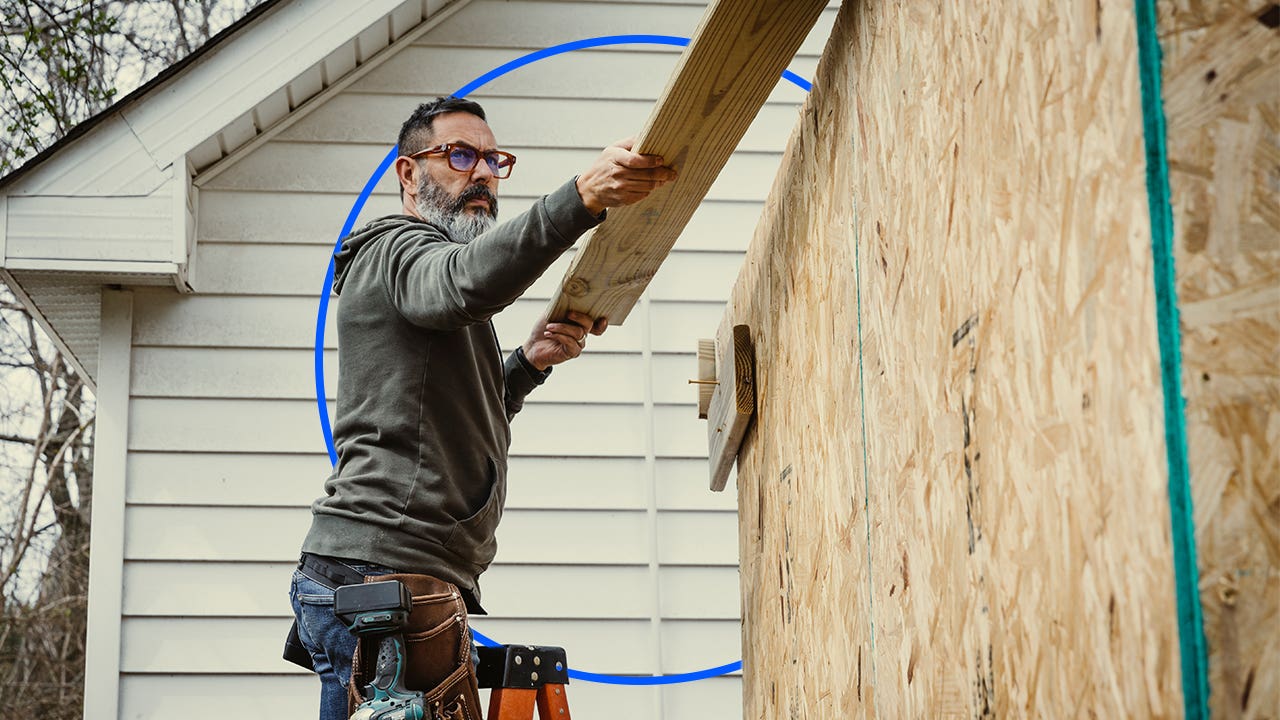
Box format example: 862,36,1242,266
301,179,602,604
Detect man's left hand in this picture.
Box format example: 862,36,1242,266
522,311,608,371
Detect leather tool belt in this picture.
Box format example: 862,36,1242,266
348,572,483,720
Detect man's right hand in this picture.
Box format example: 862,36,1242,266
575,137,678,215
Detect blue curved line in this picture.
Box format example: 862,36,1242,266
473,628,740,685
470,628,501,648
781,69,811,92
570,661,743,686
316,147,398,464
454,35,691,98
314,257,337,464
315,33,813,684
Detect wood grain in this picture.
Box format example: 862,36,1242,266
724,0,1199,716
707,324,755,491
696,337,716,419
544,0,829,326
1160,1,1280,716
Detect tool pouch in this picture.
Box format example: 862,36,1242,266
348,573,482,720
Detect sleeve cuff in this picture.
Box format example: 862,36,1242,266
545,178,606,239
511,346,552,386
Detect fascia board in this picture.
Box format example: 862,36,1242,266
120,0,409,172
7,0,409,198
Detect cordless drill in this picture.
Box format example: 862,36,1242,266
335,580,425,720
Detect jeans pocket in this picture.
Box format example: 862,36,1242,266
292,569,335,605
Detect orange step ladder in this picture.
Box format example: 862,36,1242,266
477,645,572,720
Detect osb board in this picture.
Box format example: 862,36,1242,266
1160,1,1280,717
726,1,1185,717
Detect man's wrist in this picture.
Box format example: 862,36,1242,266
573,175,606,217
516,345,552,377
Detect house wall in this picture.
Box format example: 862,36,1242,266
722,0,1276,718
114,1,838,718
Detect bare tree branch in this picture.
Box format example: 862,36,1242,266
0,433,37,445
0,4,258,714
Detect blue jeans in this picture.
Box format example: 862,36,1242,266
289,560,398,720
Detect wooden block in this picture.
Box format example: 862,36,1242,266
545,0,829,326
695,337,716,419
706,324,755,491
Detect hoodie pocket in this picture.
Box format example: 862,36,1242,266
444,456,505,568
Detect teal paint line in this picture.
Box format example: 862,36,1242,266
851,195,880,717
1133,0,1211,716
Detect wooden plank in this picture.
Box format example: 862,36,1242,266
545,0,829,326
1159,1,1280,715
706,324,754,490
695,338,715,418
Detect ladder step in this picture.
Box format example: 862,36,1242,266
476,645,569,689
478,645,572,720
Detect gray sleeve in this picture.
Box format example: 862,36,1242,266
382,179,602,330
503,347,552,420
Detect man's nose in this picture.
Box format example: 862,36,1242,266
470,159,496,185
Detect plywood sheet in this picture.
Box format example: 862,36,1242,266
725,1,1188,716
1159,1,1280,716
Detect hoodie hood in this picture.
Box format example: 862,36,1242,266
332,215,440,295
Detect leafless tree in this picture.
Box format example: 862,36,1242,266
0,2,256,716
0,285,95,716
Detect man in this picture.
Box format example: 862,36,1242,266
284,96,675,720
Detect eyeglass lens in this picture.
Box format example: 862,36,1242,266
448,146,513,177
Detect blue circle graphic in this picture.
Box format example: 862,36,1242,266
314,34,811,685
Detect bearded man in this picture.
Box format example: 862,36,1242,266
284,96,675,719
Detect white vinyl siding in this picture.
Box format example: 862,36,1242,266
115,1,839,718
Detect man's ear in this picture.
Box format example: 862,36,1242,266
394,156,417,199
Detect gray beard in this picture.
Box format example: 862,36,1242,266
415,177,498,244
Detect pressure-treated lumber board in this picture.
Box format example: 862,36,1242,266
705,324,755,491
1160,2,1280,716
724,1,1187,716
544,0,828,326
